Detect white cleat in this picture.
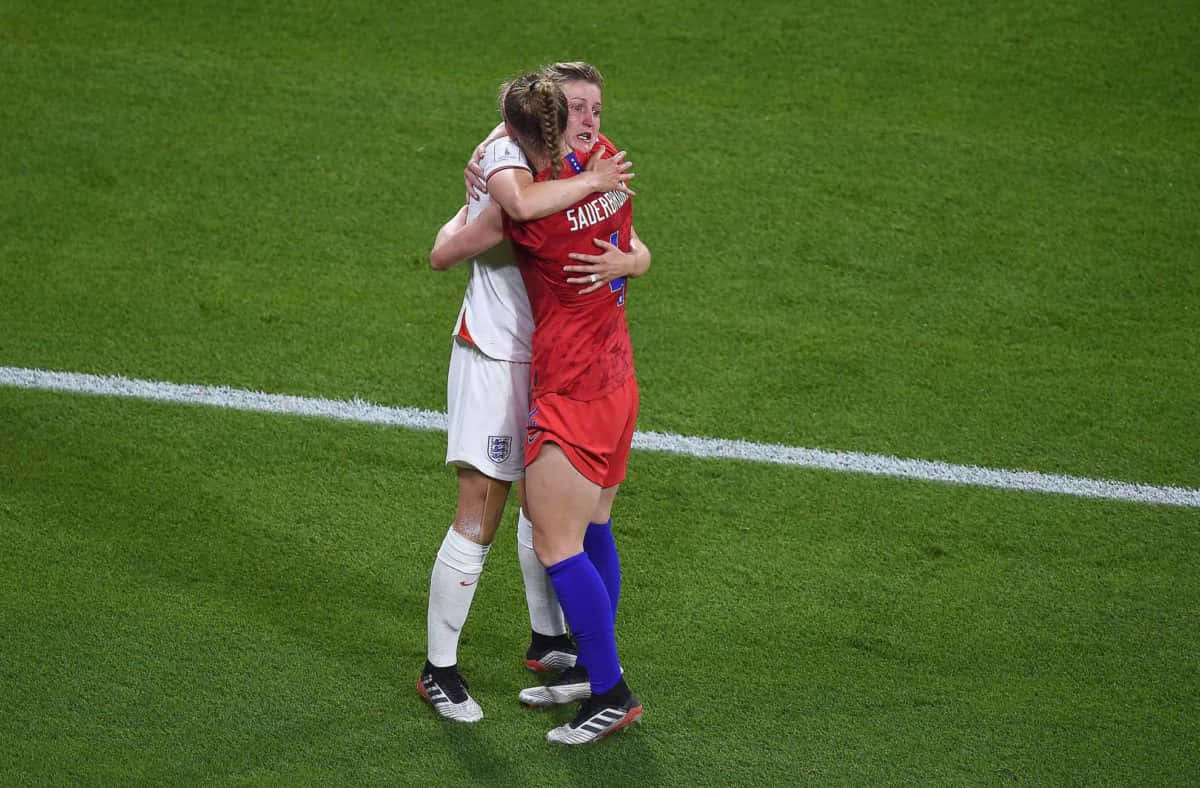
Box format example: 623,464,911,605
418,666,483,723
524,635,578,673
519,665,590,707
546,692,642,745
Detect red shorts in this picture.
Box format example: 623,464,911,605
525,375,639,488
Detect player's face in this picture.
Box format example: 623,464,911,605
563,80,602,152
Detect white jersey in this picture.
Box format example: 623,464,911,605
452,137,534,362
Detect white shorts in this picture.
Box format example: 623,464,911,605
445,337,530,481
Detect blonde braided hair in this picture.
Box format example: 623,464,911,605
500,72,568,179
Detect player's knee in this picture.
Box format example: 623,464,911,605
532,541,562,568
453,469,511,544
532,528,576,568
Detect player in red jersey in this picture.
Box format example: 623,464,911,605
459,62,649,714
430,70,649,745
417,72,635,724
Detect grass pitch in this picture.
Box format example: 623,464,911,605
2,0,1198,784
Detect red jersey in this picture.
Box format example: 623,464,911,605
503,137,635,401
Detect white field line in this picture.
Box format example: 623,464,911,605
3,365,1198,509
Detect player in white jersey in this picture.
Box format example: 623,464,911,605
431,65,654,744
443,137,535,481
418,101,635,723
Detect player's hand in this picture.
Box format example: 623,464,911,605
584,144,635,195
564,237,632,293
464,142,488,201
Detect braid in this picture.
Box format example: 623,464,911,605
534,77,564,180
500,71,567,177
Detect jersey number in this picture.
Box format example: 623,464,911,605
608,231,627,307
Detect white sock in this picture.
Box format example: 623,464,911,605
517,508,567,636
426,526,490,667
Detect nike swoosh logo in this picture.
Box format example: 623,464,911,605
459,579,478,587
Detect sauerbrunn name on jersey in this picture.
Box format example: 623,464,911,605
566,190,630,232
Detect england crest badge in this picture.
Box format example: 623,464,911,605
487,435,512,464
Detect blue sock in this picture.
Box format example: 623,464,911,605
583,519,621,620
546,552,622,695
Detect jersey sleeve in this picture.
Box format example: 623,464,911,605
482,137,533,181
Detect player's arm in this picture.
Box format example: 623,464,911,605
563,225,651,294
429,202,505,270
487,148,634,223
465,122,508,200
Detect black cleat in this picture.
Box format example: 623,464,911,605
417,662,483,723
519,664,590,707
546,683,642,744
524,632,578,673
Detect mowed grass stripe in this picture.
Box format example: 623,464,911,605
4,365,1196,509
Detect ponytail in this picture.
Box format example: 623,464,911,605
500,71,568,176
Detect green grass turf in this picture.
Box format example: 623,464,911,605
3,0,1197,483
2,388,1197,783
2,0,1199,783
